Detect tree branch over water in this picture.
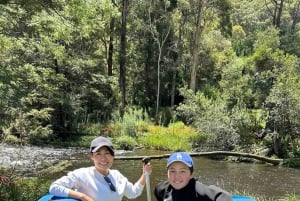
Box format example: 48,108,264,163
115,151,283,165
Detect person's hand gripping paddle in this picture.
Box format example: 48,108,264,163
142,157,151,201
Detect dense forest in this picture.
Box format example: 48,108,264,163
0,0,300,159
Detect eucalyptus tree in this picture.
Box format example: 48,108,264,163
0,0,120,141
125,0,176,118
173,0,233,92
189,0,207,92
144,1,172,118
119,0,129,117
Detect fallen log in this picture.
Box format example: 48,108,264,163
115,151,283,165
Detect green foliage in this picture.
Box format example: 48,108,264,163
139,121,199,151
230,108,267,145
283,158,300,168
0,0,300,155
176,89,239,150
111,107,149,138
264,54,300,157
290,142,300,158
0,176,50,201
2,108,54,145
3,134,20,144
49,134,96,148
115,135,137,150
77,123,103,136
280,31,300,56
220,57,252,109
212,0,233,37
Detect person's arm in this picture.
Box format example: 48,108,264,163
67,189,94,201
195,181,233,201
121,162,152,199
50,178,95,201
49,168,96,201
136,162,152,186
208,185,232,201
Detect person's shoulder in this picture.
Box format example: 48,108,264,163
70,167,94,174
195,180,207,189
155,180,169,190
109,169,122,175
207,184,229,192
109,169,126,179
195,181,222,191
154,180,170,199
195,181,232,198
195,180,214,195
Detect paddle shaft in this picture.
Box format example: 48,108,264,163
142,157,151,201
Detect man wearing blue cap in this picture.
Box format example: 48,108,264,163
154,152,232,201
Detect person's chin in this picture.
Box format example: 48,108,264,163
96,165,109,171
171,183,185,190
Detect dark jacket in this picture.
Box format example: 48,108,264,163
154,178,232,201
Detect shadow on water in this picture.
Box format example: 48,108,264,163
1,145,299,200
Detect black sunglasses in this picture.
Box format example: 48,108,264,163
104,176,116,192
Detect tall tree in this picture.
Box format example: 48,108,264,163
290,0,300,32
190,0,207,92
146,1,171,118
119,0,129,117
265,0,285,28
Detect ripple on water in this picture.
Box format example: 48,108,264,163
0,144,87,175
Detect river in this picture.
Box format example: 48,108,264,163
0,145,299,200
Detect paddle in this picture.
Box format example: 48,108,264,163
142,156,152,201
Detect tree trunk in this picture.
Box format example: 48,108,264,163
108,18,114,76
275,0,284,28
269,0,285,28
170,15,184,107
114,151,283,165
144,37,155,112
190,0,206,92
119,0,129,117
291,0,300,32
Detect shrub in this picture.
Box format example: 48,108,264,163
139,121,199,151
0,176,50,201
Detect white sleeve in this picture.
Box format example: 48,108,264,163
49,175,73,197
124,176,145,198
49,168,87,197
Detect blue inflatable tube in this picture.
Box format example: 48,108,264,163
37,193,80,201
38,194,256,201
232,195,256,201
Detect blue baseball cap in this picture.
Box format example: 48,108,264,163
167,152,194,168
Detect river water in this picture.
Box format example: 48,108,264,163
0,145,299,200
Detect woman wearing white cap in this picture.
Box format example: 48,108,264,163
49,136,152,201
154,151,232,201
